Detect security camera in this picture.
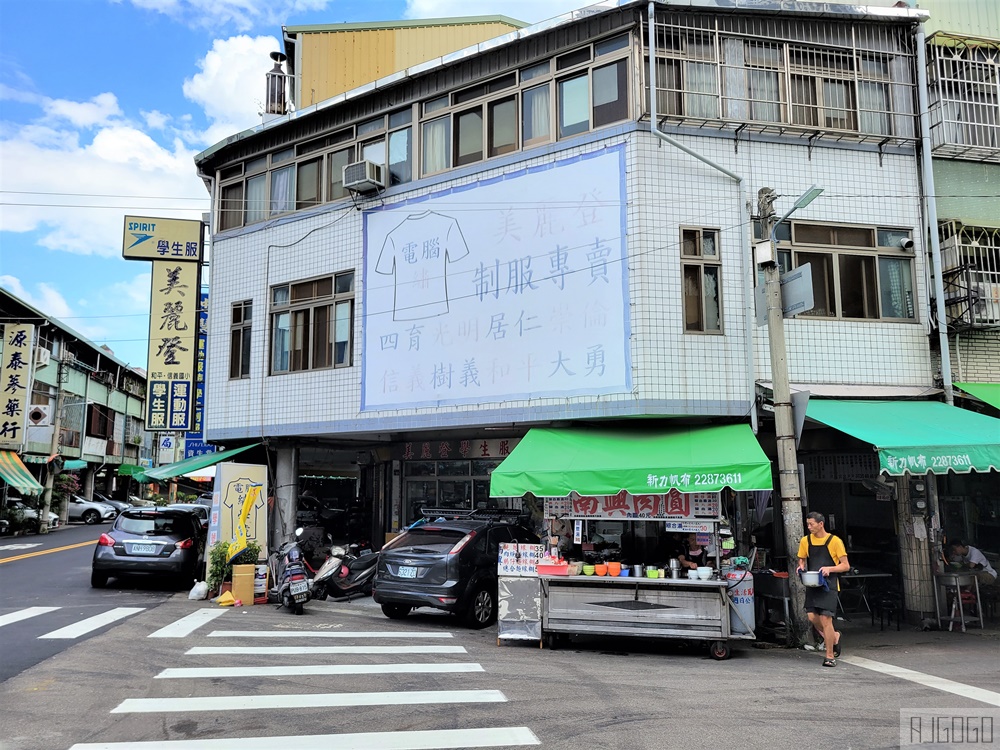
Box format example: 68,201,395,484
899,237,914,250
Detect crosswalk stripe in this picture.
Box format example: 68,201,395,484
112,689,506,713
149,610,228,638
156,663,485,679
207,630,452,639
0,606,60,627
69,726,541,749
38,608,145,639
186,645,467,655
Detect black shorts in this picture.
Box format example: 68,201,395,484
805,606,835,617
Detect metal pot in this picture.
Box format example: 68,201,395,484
800,570,823,587
633,564,644,577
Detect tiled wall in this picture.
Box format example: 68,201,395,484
204,128,933,439
944,330,1000,383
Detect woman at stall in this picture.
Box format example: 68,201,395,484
678,533,708,570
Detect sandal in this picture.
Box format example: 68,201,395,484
822,658,837,668
833,637,842,658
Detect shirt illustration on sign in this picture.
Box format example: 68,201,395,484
375,211,470,320
221,477,265,539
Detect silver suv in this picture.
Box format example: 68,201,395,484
68,495,117,525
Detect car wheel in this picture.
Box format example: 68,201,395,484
91,571,109,588
381,603,411,620
82,509,100,525
465,584,496,629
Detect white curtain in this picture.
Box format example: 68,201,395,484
524,85,550,141
246,175,266,224
422,117,449,174
859,81,891,135
685,62,718,118
269,166,293,216
722,39,748,120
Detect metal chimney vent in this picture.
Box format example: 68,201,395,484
265,51,288,116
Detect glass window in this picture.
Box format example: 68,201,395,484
681,228,722,333
335,271,354,294
220,182,243,230
558,74,590,138
798,252,837,317
523,84,551,145
312,304,332,369
437,461,471,476
488,97,517,156
362,139,385,167
271,312,290,372
521,61,550,81
246,173,267,224
839,255,879,319
455,107,484,166
296,158,322,209
270,273,355,374
229,300,252,379
595,34,629,57
593,60,628,127
328,148,351,201
389,108,412,129
422,116,451,175
557,47,591,71
878,257,915,319
404,461,436,477
271,148,294,165
334,299,352,366
269,165,295,216
389,128,412,185
424,96,449,115
358,117,384,135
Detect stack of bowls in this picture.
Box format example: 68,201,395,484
619,567,630,576
647,568,659,578
583,564,596,576
607,562,622,576
594,563,608,576
696,566,713,580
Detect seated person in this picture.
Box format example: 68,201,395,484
678,533,708,570
947,541,997,586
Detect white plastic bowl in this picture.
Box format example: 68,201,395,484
687,569,698,579
696,567,713,580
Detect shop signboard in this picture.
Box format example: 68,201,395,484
396,437,519,461
546,490,720,520
0,323,34,449
121,216,203,262
362,146,630,412
498,543,543,577
184,291,214,458
206,462,268,551
663,521,714,533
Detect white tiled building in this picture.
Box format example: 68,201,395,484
196,0,971,616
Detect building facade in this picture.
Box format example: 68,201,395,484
196,0,997,619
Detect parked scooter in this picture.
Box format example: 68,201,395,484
312,542,378,601
270,528,311,615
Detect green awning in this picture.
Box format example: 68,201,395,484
490,424,773,497
117,463,146,477
0,451,44,496
955,382,1000,411
63,459,88,471
806,400,1000,475
142,444,259,481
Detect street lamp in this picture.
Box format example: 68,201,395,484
758,184,823,645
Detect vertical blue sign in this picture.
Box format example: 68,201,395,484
185,290,215,458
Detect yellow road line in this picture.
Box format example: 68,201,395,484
0,539,97,564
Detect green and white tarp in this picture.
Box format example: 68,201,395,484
0,451,44,496
806,400,1000,475
489,424,773,497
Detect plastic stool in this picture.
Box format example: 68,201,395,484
872,595,900,631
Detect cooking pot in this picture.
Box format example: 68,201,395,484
800,570,824,587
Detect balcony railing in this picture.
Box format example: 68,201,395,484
941,222,1000,329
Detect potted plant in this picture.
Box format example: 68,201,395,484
207,539,263,595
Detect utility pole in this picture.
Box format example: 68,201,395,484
38,359,65,534
757,186,822,646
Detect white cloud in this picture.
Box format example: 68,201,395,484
0,276,75,321
142,109,171,130
404,0,586,24
43,92,123,128
182,35,280,137
123,0,334,33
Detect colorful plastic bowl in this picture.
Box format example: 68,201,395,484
607,562,622,576
619,568,630,577
594,564,608,576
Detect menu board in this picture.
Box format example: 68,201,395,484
545,490,720,520
498,543,544,577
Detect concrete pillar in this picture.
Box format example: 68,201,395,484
897,478,935,619
82,468,95,500
272,444,299,551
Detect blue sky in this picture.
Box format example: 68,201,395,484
0,0,580,369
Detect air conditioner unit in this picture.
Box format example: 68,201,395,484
34,348,51,368
28,404,51,426
343,160,385,193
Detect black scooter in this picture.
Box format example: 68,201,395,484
312,542,377,601
270,528,311,615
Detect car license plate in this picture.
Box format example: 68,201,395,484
397,565,417,579
290,580,308,596
131,544,157,555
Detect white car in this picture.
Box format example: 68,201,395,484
127,494,155,507
6,500,61,532
67,495,117,524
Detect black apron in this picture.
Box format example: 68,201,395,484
804,535,840,613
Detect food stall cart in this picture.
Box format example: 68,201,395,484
490,424,773,659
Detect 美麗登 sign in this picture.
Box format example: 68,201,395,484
361,146,630,411
122,216,203,262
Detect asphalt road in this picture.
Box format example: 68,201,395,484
0,575,998,750
0,523,178,682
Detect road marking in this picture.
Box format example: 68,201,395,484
149,610,228,638
0,539,96,564
38,607,145,639
843,655,1000,707
156,662,485,679
0,543,43,551
207,629,452,639
186,645,467,655
70,726,540,749
112,689,506,713
0,606,60,627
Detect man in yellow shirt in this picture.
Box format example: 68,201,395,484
796,511,850,667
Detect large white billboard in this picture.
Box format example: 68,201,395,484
362,146,630,411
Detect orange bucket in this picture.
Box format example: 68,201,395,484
595,564,608,577
607,562,622,577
